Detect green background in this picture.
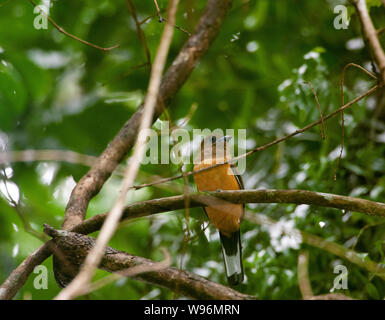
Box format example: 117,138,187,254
1,0,385,299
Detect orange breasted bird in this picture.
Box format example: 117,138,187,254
193,134,244,286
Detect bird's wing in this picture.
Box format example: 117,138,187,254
231,163,244,212
231,163,244,190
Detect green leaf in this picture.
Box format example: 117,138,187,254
0,59,27,131
9,53,52,104
365,282,380,299
367,0,383,8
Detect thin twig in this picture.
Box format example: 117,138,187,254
127,0,152,70
161,100,196,287
28,0,119,52
62,0,233,231
302,81,326,139
100,62,150,87
132,84,381,190
0,167,47,242
153,0,164,22
298,250,314,299
351,220,385,251
178,103,198,128
0,168,80,286
334,63,377,180
140,11,160,25
0,0,12,8
162,17,192,36
377,27,385,36
139,8,191,36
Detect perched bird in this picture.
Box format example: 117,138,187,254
193,134,244,286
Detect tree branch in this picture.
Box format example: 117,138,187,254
0,1,234,298
297,251,354,300
0,149,97,167
3,188,385,299
297,251,313,299
0,242,51,300
55,0,180,300
127,0,152,70
353,0,385,83
43,225,254,300
73,189,385,237
62,0,233,230
28,0,119,51
131,84,381,191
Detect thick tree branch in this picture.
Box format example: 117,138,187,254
2,188,385,299
1,0,234,298
62,0,233,230
55,0,180,300
44,225,254,300
353,0,385,83
74,189,385,236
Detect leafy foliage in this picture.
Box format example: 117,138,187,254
1,0,385,300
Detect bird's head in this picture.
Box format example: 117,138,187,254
199,134,232,163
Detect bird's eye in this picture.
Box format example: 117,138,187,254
211,136,216,143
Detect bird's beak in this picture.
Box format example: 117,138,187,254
216,135,232,143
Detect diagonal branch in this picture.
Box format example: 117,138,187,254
0,149,98,167
0,1,234,298
0,242,52,300
131,84,381,191
2,188,385,299
44,225,255,300
62,0,233,230
297,251,314,299
28,0,119,51
127,0,152,70
297,251,354,300
55,0,180,300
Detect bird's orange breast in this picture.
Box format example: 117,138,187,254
193,159,243,236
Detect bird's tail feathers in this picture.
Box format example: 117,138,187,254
219,231,244,286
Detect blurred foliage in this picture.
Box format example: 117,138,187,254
1,0,385,300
